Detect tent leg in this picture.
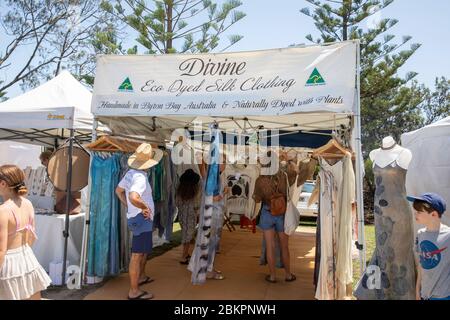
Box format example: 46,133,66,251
62,129,74,286
354,40,366,275
78,119,98,288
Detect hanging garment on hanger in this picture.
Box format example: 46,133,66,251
207,181,225,273
354,160,416,300
163,151,175,242
315,154,355,300
289,159,303,204
148,160,164,238
297,158,318,187
335,153,355,299
153,160,164,202
188,128,221,285
164,150,178,242
118,153,132,272
222,163,259,219
314,199,322,289
87,153,120,277
315,159,337,300
159,154,169,237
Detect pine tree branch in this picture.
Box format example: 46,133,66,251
109,5,164,53
172,0,190,31
174,2,209,23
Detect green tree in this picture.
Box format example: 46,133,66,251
300,0,422,154
420,77,450,125
100,0,246,54
0,0,113,97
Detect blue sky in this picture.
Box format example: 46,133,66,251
1,0,449,98
230,0,450,87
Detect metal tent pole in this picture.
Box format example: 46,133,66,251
354,40,367,274
62,128,74,285
77,118,98,287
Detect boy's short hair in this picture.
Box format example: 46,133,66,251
408,192,446,218
413,200,441,217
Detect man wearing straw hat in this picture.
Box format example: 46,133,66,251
116,143,163,300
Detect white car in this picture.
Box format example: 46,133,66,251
296,181,318,217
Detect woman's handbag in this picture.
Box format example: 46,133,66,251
127,212,153,236
284,173,301,235
269,174,287,216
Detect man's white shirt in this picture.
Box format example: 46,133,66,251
118,169,154,219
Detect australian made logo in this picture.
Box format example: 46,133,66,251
305,68,325,86
118,77,134,92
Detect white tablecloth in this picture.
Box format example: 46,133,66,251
33,212,85,272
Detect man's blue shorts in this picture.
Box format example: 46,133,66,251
258,204,285,233
131,231,153,254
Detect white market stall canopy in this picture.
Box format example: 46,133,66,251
401,116,450,226
0,71,94,147
91,41,358,141
80,40,368,285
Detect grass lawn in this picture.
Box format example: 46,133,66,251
352,225,375,288
149,222,182,259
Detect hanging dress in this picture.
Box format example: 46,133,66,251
354,160,416,300
315,154,354,300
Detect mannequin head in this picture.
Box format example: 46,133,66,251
381,136,396,149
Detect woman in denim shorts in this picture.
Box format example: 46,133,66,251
253,152,297,283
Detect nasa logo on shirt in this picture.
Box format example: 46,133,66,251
420,240,447,269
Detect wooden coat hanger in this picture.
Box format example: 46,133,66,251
312,138,355,160
86,136,147,153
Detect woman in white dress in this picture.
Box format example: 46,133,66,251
0,165,51,300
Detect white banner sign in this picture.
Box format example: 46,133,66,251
92,41,357,116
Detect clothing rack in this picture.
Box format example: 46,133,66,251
86,136,155,153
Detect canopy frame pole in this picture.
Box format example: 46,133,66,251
78,118,98,288
354,40,367,275
62,128,74,286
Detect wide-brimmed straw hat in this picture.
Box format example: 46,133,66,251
128,143,163,170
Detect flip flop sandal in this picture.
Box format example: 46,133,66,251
138,276,154,286
207,272,225,280
212,273,225,280
265,275,277,283
179,258,190,265
285,274,296,282
128,291,154,300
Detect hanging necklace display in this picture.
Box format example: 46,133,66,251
380,142,397,150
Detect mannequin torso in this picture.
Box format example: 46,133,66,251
369,136,412,170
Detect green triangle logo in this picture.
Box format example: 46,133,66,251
118,77,133,91
306,68,325,86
